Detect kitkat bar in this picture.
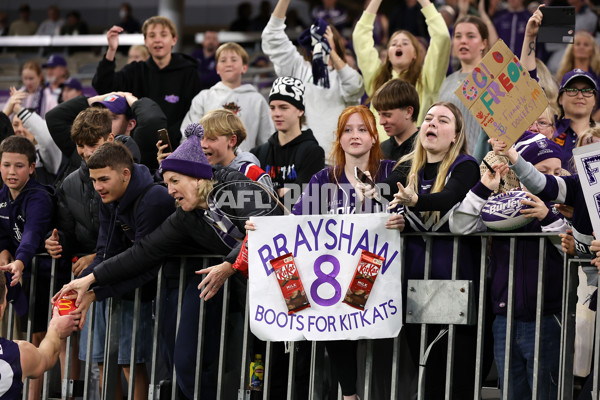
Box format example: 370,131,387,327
343,250,385,310
270,253,311,314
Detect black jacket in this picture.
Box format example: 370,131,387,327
251,129,325,191
92,53,201,148
85,164,176,301
92,166,283,295
45,95,161,172
56,163,100,256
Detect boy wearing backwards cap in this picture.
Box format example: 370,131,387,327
453,136,567,399
180,42,273,151
46,92,166,174
252,76,325,200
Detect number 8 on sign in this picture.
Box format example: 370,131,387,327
310,255,342,307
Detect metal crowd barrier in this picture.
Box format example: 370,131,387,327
6,230,598,399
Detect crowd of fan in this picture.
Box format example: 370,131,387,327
3,0,600,399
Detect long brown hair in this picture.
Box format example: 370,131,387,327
330,105,383,182
370,30,422,97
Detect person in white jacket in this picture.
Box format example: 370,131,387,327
262,0,364,161
180,42,273,152
2,88,63,185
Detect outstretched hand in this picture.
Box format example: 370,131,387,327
53,274,96,308
389,174,418,209
196,262,236,300
0,260,24,287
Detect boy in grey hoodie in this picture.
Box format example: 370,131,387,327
180,42,273,152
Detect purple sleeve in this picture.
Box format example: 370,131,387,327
15,192,54,270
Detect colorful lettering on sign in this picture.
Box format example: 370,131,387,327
256,218,399,277
462,79,478,101
253,300,398,332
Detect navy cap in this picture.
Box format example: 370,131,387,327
92,94,134,118
42,54,67,68
63,77,82,91
559,68,598,91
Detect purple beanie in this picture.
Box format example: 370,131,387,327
519,137,563,165
160,123,213,179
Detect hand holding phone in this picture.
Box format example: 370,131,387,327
354,166,376,187
157,129,173,153
354,166,385,205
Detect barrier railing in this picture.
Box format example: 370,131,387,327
6,230,595,399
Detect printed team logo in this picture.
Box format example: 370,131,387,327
223,102,241,114
12,224,21,242
537,139,548,149
164,94,180,104
209,180,280,220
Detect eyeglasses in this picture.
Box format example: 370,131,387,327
563,87,596,97
530,120,553,129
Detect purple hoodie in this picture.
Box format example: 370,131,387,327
0,178,54,276
291,160,396,215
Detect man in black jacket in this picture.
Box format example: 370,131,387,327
57,124,283,399
92,16,201,149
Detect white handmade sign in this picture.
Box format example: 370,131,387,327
248,213,402,341
573,141,600,235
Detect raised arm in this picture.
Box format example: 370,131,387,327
16,108,63,175
352,1,383,95
419,0,451,97
478,0,499,46
262,0,311,80
104,25,123,63
272,0,290,19
520,6,543,72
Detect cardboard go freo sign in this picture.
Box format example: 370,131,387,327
454,40,548,148
247,213,403,342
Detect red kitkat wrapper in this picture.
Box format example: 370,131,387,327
343,250,385,310
232,235,249,278
270,253,311,314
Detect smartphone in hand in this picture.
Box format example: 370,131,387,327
354,166,376,187
157,128,172,153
